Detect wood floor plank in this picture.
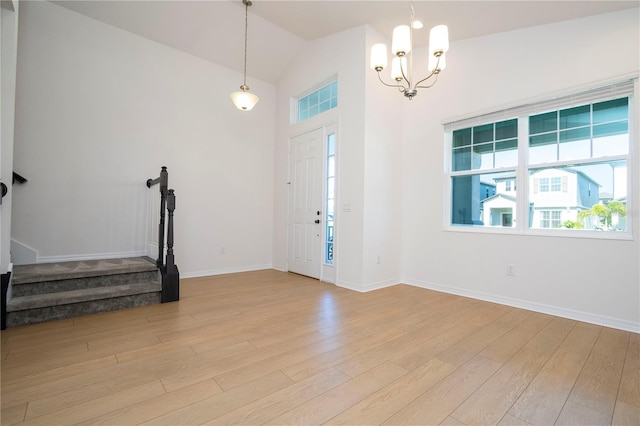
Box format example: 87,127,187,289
382,355,503,425
555,399,612,425
508,322,601,425
435,308,529,367
480,312,554,363
612,400,640,426
328,358,457,425
75,378,223,425
567,327,629,416
0,403,28,425
264,361,407,425
21,380,167,425
206,368,350,424
617,333,639,407
141,371,294,425
451,317,576,425
281,326,406,382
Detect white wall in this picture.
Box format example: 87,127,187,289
11,1,276,277
361,26,405,289
0,0,19,276
401,9,640,331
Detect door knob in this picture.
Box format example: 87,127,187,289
314,219,320,224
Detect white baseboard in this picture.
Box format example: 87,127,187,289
404,278,640,334
181,264,274,279
337,278,399,293
37,251,148,264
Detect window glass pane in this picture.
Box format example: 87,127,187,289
473,124,494,144
593,130,629,157
530,111,557,134
452,147,471,171
473,142,494,170
529,160,627,231
495,139,518,168
327,177,335,199
327,199,334,216
558,128,590,161
560,105,590,129
593,98,628,123
327,134,335,156
451,171,516,227
495,119,517,140
318,101,330,114
529,134,557,164
319,86,330,102
593,121,628,139
529,132,557,147
453,128,471,148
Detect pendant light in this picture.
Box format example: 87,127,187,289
230,0,259,111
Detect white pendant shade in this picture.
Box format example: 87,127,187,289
429,25,449,56
391,57,407,81
230,91,259,111
392,25,411,56
370,43,388,70
428,53,446,73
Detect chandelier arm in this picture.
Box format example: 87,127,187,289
376,71,408,91
399,58,412,88
416,73,440,89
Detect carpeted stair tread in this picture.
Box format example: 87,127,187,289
7,281,162,311
12,257,157,284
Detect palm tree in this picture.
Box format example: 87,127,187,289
578,201,627,230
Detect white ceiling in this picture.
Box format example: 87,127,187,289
52,1,639,84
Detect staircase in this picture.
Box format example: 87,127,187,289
6,257,161,328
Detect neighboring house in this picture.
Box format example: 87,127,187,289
481,170,601,229
481,175,516,227
529,169,600,229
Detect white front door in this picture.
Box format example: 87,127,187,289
288,128,323,279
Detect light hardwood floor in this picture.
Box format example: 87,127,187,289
1,270,638,425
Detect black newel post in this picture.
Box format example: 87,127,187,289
1,272,10,330
157,166,168,268
162,189,179,303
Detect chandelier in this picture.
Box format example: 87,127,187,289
230,0,259,111
370,1,449,100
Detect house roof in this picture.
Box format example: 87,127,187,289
481,193,517,204
530,168,601,186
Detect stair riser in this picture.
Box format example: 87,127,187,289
6,292,162,327
11,271,159,297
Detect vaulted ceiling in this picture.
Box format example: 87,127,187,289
52,1,639,84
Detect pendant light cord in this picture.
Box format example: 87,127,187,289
242,0,250,88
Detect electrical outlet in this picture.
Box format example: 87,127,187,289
506,264,515,276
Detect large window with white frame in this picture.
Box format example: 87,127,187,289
446,80,635,237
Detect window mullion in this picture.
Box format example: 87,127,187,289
517,115,529,233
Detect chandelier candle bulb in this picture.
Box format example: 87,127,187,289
370,43,388,71
392,25,411,56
